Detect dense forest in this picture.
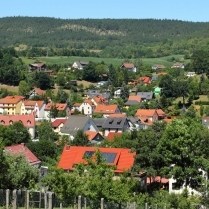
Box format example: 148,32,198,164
1,17,209,58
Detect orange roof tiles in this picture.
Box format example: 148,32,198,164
92,95,106,104
23,100,44,109
73,103,81,107
58,146,135,173
84,131,99,141
135,109,156,117
0,96,24,104
0,114,35,127
106,132,122,140
122,63,134,69
52,118,67,128
128,95,142,103
44,103,67,111
5,143,41,165
94,104,118,114
33,88,44,96
138,77,151,84
109,113,127,118
83,99,96,107
147,176,169,184
156,109,166,116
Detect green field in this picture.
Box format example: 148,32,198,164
21,55,190,68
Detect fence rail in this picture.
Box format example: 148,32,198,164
0,189,206,209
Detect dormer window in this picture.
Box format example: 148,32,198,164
1,120,5,125
9,120,13,125
27,120,31,125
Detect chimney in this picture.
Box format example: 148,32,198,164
66,145,70,150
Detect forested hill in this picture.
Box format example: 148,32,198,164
1,16,209,58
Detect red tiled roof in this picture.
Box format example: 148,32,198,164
92,95,106,104
33,88,44,96
84,131,99,141
106,132,122,140
109,113,126,118
137,116,153,126
5,143,41,165
73,103,81,107
135,109,156,117
58,146,135,173
138,77,151,84
128,95,142,103
44,103,67,111
23,100,44,109
52,118,67,128
94,104,119,114
147,176,169,184
122,63,134,69
156,109,166,116
0,96,24,104
83,99,96,107
0,114,35,127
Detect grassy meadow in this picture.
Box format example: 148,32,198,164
21,54,189,68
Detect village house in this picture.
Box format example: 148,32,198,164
136,92,153,101
124,95,142,108
171,62,184,69
28,88,45,99
102,117,130,137
44,103,69,119
58,146,136,174
152,64,165,70
138,77,151,85
91,95,108,105
185,72,196,77
60,115,99,139
72,61,89,70
4,143,41,167
21,100,45,118
85,90,111,101
114,89,121,98
51,118,67,134
79,100,96,116
0,114,36,138
120,63,136,72
84,130,104,144
29,63,53,76
94,104,121,118
0,95,24,115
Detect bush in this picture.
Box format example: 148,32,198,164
194,100,209,105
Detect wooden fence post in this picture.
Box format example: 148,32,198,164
6,189,9,209
78,196,81,209
12,190,17,209
48,192,52,209
101,198,104,209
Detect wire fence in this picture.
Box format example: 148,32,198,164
0,189,207,209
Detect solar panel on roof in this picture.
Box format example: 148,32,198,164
102,152,117,163
83,151,117,163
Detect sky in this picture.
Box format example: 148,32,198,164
1,0,209,22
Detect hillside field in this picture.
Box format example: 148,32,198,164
21,54,190,68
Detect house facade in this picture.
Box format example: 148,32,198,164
21,100,45,118
44,103,69,119
0,96,24,115
120,63,136,72
102,117,130,137
0,114,35,139
72,61,89,70
29,63,52,76
84,130,104,144
79,100,96,116
52,118,67,134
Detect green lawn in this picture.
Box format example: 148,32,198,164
21,55,189,68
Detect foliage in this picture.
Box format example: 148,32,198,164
36,120,59,141
18,80,30,96
0,122,31,146
158,118,209,189
70,130,90,146
0,139,39,189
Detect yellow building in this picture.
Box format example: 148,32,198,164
0,96,24,115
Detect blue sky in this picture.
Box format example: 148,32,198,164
1,0,209,22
